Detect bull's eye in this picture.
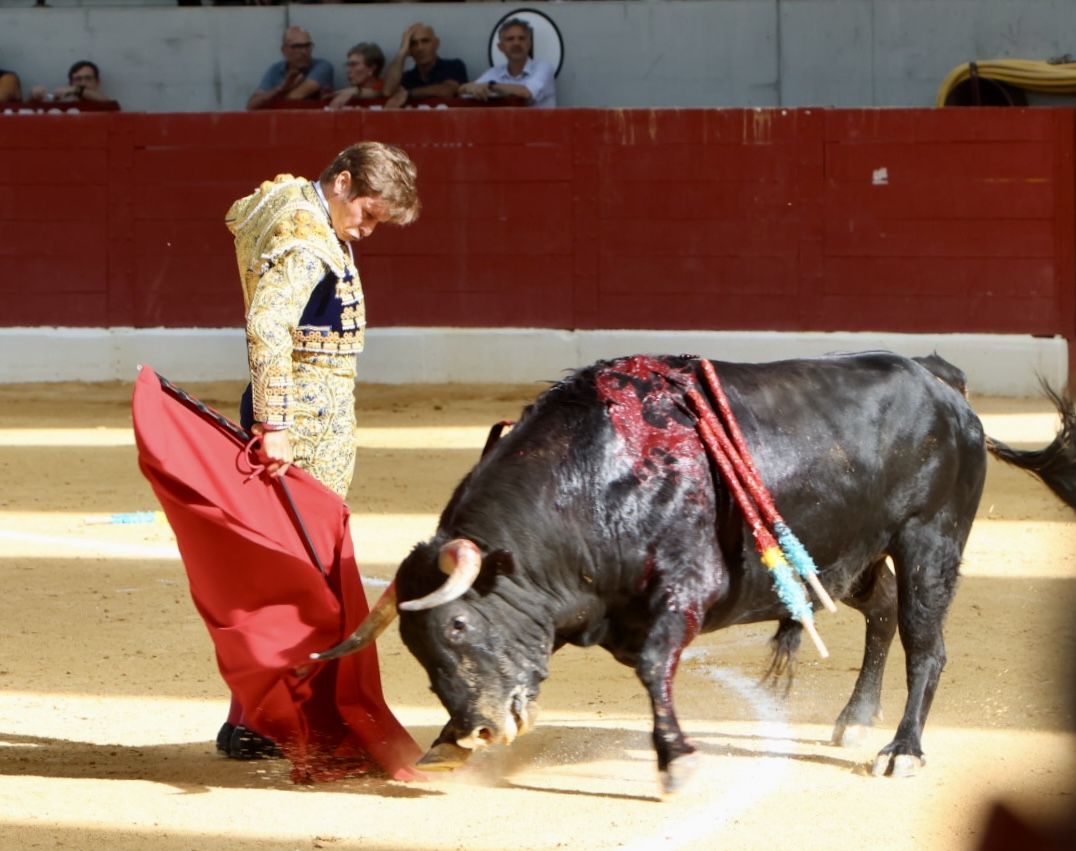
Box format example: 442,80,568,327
447,615,468,639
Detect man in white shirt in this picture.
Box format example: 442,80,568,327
458,18,557,108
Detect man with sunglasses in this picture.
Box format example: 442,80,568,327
247,26,334,111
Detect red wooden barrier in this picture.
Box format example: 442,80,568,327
0,108,1072,352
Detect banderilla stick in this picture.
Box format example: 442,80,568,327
688,390,828,659
696,360,836,613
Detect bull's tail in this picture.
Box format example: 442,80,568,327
987,384,1076,509
760,618,800,697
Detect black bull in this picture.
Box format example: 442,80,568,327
315,352,1076,791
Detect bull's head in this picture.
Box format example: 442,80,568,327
313,537,551,771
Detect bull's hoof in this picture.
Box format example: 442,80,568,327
660,753,700,796
416,742,472,772
870,751,924,777
833,707,884,747
832,722,870,747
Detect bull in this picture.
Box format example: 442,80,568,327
315,352,1075,792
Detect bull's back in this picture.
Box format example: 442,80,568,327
444,352,987,622
718,352,985,506
710,352,987,603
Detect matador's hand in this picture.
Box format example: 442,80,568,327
252,425,293,478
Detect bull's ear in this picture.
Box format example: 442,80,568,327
475,549,515,595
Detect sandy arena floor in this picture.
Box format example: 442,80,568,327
0,378,1072,850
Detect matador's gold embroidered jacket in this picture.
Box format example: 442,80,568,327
225,175,365,429
225,175,366,497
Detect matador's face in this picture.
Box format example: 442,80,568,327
325,171,391,243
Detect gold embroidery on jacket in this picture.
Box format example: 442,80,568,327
225,175,365,495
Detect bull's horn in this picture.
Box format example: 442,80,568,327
416,741,473,771
398,539,482,612
310,583,398,661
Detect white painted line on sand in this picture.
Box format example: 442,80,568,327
0,528,180,560
624,655,791,850
0,527,391,589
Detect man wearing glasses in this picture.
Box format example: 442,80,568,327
247,26,334,111
29,60,115,106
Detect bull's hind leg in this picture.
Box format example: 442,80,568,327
872,522,964,777
832,558,898,746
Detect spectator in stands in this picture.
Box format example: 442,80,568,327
326,42,385,111
381,22,467,109
0,67,22,102
29,60,112,104
458,18,556,108
247,26,334,111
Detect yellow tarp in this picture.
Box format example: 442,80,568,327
936,59,1076,107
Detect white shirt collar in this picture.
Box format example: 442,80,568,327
312,179,330,215
504,58,535,80
312,179,355,263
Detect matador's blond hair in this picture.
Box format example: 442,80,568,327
321,141,421,226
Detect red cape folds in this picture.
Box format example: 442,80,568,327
131,366,422,782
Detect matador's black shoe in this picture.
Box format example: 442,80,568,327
215,722,234,754
216,722,281,759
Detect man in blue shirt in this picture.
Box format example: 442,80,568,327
381,23,468,109
459,18,556,108
247,26,334,111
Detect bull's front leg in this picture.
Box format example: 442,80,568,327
633,611,699,795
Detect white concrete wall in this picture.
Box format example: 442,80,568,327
2,2,1071,394
0,327,1065,396
1,1,1074,111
